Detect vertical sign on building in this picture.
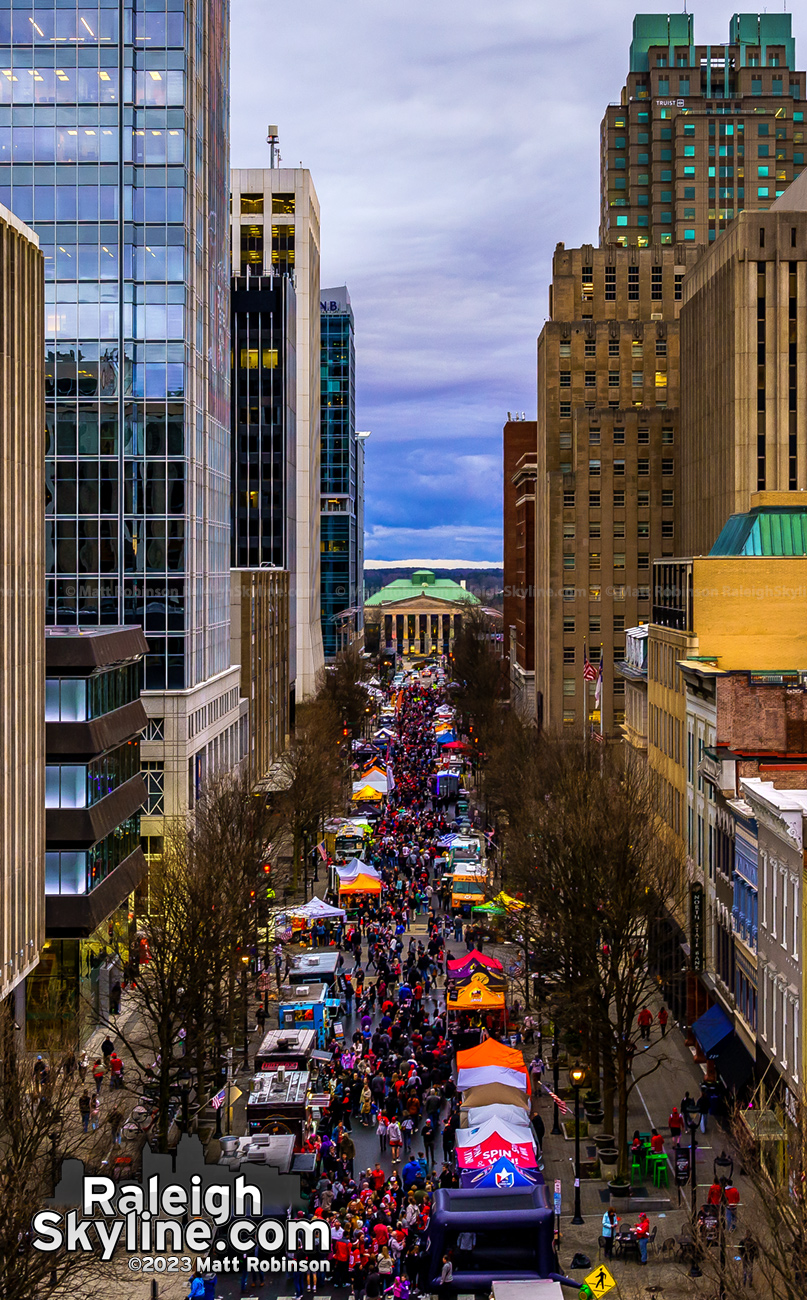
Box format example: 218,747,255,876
690,882,705,972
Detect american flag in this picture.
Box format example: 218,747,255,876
278,926,293,943
594,646,604,709
542,1084,568,1115
582,657,597,683
211,1088,226,1111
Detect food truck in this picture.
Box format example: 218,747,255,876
448,834,484,873
254,1028,316,1074
245,1068,310,1142
451,869,488,915
278,983,341,1048
288,951,341,991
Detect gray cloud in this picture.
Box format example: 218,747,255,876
231,0,805,560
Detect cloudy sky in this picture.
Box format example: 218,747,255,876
231,0,806,563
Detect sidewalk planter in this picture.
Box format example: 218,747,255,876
608,1178,631,1197
561,1118,589,1140
584,1107,604,1125
581,1158,601,1180
597,1147,618,1168
593,1134,616,1150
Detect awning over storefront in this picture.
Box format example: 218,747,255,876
692,1004,733,1057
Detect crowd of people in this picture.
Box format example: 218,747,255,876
281,682,483,1298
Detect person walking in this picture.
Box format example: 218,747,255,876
78,1090,91,1133
739,1231,757,1286
376,1113,389,1154
637,1008,653,1041
388,1118,403,1165
657,1006,668,1036
108,1105,124,1145
601,1208,619,1260
669,1105,682,1144
92,1058,104,1094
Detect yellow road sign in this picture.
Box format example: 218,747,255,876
583,1263,616,1297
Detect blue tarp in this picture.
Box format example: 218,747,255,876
460,1158,540,1190
692,1004,732,1058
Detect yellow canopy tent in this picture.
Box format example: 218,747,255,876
447,983,506,1010
352,785,384,802
339,873,384,895
496,892,527,911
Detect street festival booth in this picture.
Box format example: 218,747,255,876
456,1038,531,1094
454,1117,539,1173
278,982,340,1048
283,896,346,945
351,784,384,803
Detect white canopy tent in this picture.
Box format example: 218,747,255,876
286,897,346,920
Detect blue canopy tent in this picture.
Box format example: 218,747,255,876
691,1005,732,1058
460,1158,540,1190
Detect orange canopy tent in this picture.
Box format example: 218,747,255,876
338,873,383,895
447,983,506,1010
456,1038,530,1094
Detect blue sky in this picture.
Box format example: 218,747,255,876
231,1,806,563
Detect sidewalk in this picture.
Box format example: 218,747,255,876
534,1014,753,1297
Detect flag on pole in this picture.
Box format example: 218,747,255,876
542,1083,568,1115
594,646,604,709
583,656,597,683
211,1088,226,1110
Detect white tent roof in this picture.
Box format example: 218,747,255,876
286,896,346,920
336,859,382,881
454,1116,537,1151
352,774,388,793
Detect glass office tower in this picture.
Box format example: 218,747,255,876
0,0,247,823
320,285,363,659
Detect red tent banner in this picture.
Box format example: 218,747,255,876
455,1132,538,1170
447,949,503,972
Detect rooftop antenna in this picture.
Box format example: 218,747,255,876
267,125,279,169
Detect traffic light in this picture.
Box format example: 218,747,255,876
262,862,272,875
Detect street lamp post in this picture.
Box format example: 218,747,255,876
241,955,250,1071
569,1062,586,1226
682,1097,701,1277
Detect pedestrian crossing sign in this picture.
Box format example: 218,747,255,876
581,1263,616,1297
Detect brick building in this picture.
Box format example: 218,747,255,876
535,242,699,732
503,418,537,718
600,12,807,251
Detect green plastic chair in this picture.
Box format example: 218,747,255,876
631,1154,643,1182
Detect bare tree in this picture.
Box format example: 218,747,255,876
450,601,507,748
316,644,373,737
0,1002,111,1298
273,697,347,893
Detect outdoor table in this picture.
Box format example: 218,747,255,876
615,1232,640,1259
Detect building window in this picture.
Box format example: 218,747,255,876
562,587,575,602
563,646,576,664
589,492,601,507
651,267,663,300
638,490,650,506
560,372,571,387
589,616,601,634
614,615,625,632
613,490,625,507
662,521,674,537
589,524,601,539
240,193,264,214
675,273,684,300
614,427,625,443
589,585,601,601
609,339,620,356
563,490,575,507
632,372,643,386
563,555,575,569
613,553,626,570
605,267,616,300
563,711,575,724
563,617,575,634
613,459,625,475
590,553,601,570
613,521,625,538
662,489,674,506
589,459,601,476
638,459,650,476
143,761,164,815
628,267,639,300
585,371,596,386
662,458,674,475
145,718,164,741
563,679,576,696
560,402,571,418
638,554,650,569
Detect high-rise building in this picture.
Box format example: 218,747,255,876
320,286,364,658
230,567,290,781
34,624,148,1044
600,12,807,251
230,167,324,698
679,205,807,556
0,0,248,834
502,418,537,718
0,203,45,1005
535,242,699,733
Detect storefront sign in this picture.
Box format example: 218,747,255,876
675,1148,690,1185
690,883,705,973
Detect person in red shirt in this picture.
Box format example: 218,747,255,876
373,1222,390,1249
650,1128,664,1154
669,1107,682,1143
637,1008,653,1041
633,1212,650,1264
707,1180,723,1206
657,1006,669,1036
724,1181,740,1230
